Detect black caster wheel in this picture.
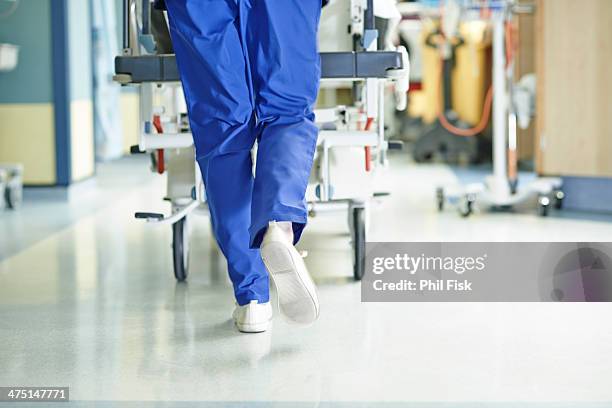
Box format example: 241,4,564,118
509,179,518,195
352,206,366,281
149,152,158,172
5,185,22,210
459,195,474,218
538,195,550,217
553,189,565,210
436,187,445,212
172,217,189,281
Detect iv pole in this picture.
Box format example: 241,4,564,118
438,0,563,217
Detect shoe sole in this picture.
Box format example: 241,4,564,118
235,319,271,333
261,241,319,325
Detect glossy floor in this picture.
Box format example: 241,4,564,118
1,154,611,405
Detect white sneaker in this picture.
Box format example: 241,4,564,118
232,300,273,333
260,221,320,325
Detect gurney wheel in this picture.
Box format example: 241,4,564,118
172,217,189,281
554,189,565,210
5,185,22,210
352,206,366,281
436,187,445,212
538,195,550,217
459,195,474,218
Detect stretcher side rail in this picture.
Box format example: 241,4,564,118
114,51,404,84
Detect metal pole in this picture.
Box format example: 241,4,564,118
362,0,377,50
142,0,150,35
123,0,130,50
364,0,374,30
492,11,508,193
378,80,385,166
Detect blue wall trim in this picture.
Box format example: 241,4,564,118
562,176,612,214
51,0,72,186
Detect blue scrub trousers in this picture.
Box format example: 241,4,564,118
165,0,321,305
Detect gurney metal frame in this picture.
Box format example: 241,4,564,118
115,0,408,281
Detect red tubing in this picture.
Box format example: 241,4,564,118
152,115,165,174
364,117,375,172
436,57,494,137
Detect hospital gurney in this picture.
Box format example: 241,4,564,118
115,0,408,281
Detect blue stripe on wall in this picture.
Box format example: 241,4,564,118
562,176,612,214
51,0,72,186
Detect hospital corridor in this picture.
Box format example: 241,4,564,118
1,0,612,407
2,154,612,404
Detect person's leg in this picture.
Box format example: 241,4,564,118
165,0,268,306
244,0,322,248
243,0,322,324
